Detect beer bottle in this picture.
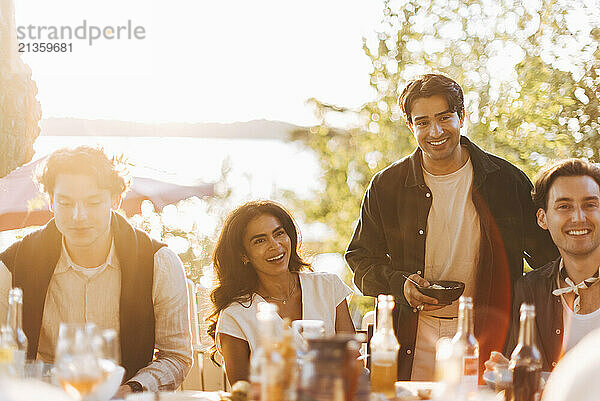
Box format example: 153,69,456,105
370,294,400,398
509,304,542,401
7,288,28,378
451,296,479,396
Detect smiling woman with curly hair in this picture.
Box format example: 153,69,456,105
207,200,355,384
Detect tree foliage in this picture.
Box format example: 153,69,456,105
131,159,233,285
290,0,600,254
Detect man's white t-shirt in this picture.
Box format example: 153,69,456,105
561,295,600,354
422,157,480,313
412,157,480,380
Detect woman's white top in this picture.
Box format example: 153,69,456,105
560,295,600,354
215,271,353,355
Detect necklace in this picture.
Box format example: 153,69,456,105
262,275,297,305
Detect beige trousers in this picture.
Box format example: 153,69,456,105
410,314,457,381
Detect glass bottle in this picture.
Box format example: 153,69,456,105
509,304,542,401
0,325,16,378
7,288,28,378
249,302,286,401
451,296,479,396
370,294,400,398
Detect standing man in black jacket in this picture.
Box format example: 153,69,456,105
345,74,557,380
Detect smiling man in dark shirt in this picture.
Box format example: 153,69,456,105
345,74,557,380
483,159,600,373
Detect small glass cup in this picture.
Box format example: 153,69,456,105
55,323,105,400
292,320,325,359
24,360,44,379
494,364,513,401
99,329,118,362
292,319,325,339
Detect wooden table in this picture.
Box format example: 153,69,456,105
394,381,496,400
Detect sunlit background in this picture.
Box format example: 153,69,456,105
16,0,379,125
2,0,600,328
2,0,384,326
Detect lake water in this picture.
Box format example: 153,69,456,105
34,136,321,201
1,135,324,245
31,135,332,241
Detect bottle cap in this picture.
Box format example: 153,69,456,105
256,302,278,321
520,303,535,314
8,287,23,303
258,302,278,313
377,294,394,302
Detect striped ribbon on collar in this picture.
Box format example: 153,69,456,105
552,259,600,313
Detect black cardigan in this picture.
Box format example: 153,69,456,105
0,211,165,381
504,259,563,371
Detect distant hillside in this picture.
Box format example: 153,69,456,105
40,118,303,140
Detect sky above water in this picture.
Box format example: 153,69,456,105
15,0,381,126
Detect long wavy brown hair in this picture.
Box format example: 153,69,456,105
207,200,311,363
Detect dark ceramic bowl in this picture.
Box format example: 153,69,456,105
417,280,465,305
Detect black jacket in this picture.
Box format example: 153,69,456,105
503,258,563,371
345,136,558,380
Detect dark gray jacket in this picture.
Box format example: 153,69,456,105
346,136,558,380
504,258,563,371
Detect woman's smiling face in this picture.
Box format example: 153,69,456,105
242,213,292,277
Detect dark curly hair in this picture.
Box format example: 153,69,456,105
36,146,130,197
398,73,465,125
207,200,311,363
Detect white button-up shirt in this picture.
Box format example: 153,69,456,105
0,239,193,391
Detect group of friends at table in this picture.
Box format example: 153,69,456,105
1,73,599,396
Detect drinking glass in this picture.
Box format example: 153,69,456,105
55,323,105,400
292,320,325,359
494,364,513,401
292,319,325,339
23,360,44,379
434,337,460,399
97,328,119,374
99,329,118,363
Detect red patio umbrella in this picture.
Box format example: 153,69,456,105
0,157,214,231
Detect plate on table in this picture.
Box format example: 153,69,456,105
395,381,442,400
483,369,550,390
157,391,227,401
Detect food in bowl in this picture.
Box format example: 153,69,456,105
429,283,462,290
417,280,465,305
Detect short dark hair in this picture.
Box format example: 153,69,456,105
532,158,600,210
398,74,465,124
36,146,130,197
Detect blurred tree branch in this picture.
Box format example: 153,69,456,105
0,0,41,178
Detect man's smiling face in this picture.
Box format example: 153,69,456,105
408,94,465,174
537,175,600,258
